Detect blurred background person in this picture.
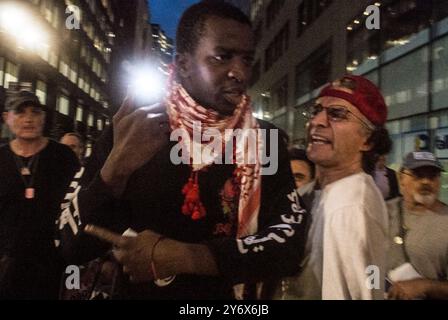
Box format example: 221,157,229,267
387,151,448,300
289,147,315,189
373,153,400,200
0,90,79,299
60,132,84,162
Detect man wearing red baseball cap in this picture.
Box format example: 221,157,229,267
283,75,392,299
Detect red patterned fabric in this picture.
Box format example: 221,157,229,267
165,74,262,237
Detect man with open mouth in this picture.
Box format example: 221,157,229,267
285,75,392,300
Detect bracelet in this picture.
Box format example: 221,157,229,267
150,235,165,280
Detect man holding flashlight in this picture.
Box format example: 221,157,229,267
60,1,307,299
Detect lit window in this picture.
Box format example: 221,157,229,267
88,112,94,127
0,57,4,87
37,44,50,62
4,61,18,89
76,106,83,122
70,63,78,83
50,51,58,68
97,119,103,131
57,95,70,115
35,80,47,105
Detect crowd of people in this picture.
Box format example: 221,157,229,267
0,1,446,300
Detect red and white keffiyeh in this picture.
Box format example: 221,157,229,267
165,78,262,238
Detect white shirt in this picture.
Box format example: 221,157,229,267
297,172,389,300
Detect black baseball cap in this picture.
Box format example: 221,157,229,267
4,91,44,112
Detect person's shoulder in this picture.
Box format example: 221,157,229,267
46,139,79,165
47,139,72,154
256,119,289,146
326,173,385,211
256,119,277,130
0,142,9,158
0,142,8,151
435,201,448,216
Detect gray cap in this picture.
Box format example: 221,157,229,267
402,151,444,171
4,91,43,112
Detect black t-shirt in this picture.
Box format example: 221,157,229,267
0,139,79,298
60,120,309,299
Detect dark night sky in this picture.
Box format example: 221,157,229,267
148,0,200,41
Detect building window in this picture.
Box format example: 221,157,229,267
254,21,262,46
88,112,94,127
297,0,333,37
435,0,448,22
76,106,83,122
266,0,286,29
51,5,59,29
59,59,69,78
97,118,103,131
382,46,429,119
250,60,261,86
346,16,381,72
0,57,4,87
40,0,53,24
273,76,289,111
35,80,47,105
295,42,332,100
37,44,50,62
381,0,432,51
264,22,290,71
432,35,448,110
49,50,58,68
4,61,18,89
57,94,70,116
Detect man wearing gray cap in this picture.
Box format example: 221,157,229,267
386,151,448,299
0,90,79,299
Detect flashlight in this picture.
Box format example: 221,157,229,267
123,61,167,107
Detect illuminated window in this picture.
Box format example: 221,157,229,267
51,6,59,29
70,62,78,83
4,61,18,89
88,112,94,127
76,106,83,122
35,80,47,105
49,50,58,68
37,44,50,62
57,95,70,116
97,119,103,131
59,60,69,77
0,57,4,87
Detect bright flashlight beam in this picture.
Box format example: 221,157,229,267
125,62,167,105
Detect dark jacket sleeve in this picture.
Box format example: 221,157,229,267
386,167,400,200
57,127,131,264
207,122,309,285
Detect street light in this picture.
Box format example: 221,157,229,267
0,2,49,51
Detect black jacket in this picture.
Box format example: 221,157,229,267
59,119,308,299
385,167,400,200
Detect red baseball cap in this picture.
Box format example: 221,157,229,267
318,75,387,127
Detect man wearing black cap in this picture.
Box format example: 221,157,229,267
386,151,448,300
0,90,79,299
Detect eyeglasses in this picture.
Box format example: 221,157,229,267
303,103,375,130
401,169,441,180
